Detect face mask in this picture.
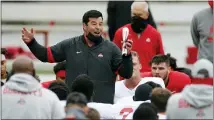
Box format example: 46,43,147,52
131,16,148,33
87,32,102,45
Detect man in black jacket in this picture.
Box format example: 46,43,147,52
21,10,133,104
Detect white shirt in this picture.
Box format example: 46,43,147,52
158,113,166,119
114,100,150,119
1,78,6,84
60,101,115,119
88,100,150,119
60,100,66,107
116,96,134,104
114,77,165,103
87,102,115,119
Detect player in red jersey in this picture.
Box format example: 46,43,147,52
141,54,191,93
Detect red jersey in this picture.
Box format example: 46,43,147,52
141,71,191,93
113,24,164,72
41,80,56,88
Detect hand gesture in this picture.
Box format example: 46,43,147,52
22,28,34,44
124,39,133,55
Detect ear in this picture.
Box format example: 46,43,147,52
83,23,87,31
139,63,142,70
145,12,149,19
83,106,89,115
168,66,172,72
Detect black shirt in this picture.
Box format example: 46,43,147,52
27,35,133,103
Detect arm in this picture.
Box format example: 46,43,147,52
156,32,165,54
191,15,200,47
27,38,68,62
111,43,133,79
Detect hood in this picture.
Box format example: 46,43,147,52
5,73,41,92
182,84,213,108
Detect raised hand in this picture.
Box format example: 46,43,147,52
22,28,34,44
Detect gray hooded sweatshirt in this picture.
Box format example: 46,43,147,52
1,73,65,119
191,8,213,62
166,84,213,119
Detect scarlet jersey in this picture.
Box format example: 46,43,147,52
141,71,191,93
41,80,55,88
113,24,164,72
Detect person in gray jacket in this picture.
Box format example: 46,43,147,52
2,56,65,119
166,84,213,119
190,1,213,63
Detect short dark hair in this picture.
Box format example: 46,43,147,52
150,54,170,66
168,53,177,70
87,108,100,120
82,10,103,24
48,81,70,100
151,88,172,112
133,103,158,120
66,92,88,108
53,61,66,74
1,48,7,55
71,74,94,101
145,81,162,89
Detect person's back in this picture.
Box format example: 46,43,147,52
166,84,213,119
2,74,65,119
114,100,150,119
2,56,65,119
191,3,213,62
133,102,158,120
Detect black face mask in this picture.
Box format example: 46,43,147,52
87,32,103,45
131,16,148,33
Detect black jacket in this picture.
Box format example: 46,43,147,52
27,35,133,103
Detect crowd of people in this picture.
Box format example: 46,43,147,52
1,0,213,119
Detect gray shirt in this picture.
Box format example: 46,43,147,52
191,8,213,63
